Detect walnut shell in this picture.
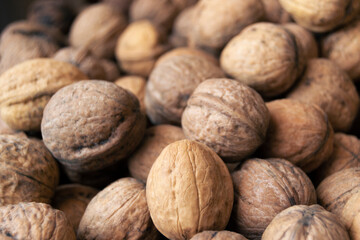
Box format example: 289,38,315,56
0,116,16,135
103,0,133,14
170,6,197,47
0,135,59,206
52,184,99,231
260,0,291,23
260,99,334,173
0,202,75,240
231,158,316,239
262,205,350,240
341,191,360,240
156,47,218,66
78,177,159,240
0,58,88,132
69,3,127,59
128,125,185,182
41,80,146,184
182,78,269,163
115,76,146,114
287,58,359,132
220,22,301,97
145,55,224,125
191,231,247,240
146,139,234,240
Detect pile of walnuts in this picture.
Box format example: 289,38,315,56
0,0,360,239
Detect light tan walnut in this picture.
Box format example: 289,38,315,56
115,76,146,114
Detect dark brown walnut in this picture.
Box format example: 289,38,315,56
231,158,316,239
170,6,197,47
0,202,76,240
341,191,360,239
261,0,291,23
262,205,350,240
128,125,185,182
0,58,88,132
182,78,269,163
69,3,127,59
52,184,99,231
145,55,224,125
54,47,120,81
115,76,146,114
322,18,360,80
0,135,59,206
41,80,146,185
156,47,218,66
287,58,359,132
0,21,65,74
260,99,334,173
317,167,360,216
115,20,169,77
220,22,302,98
191,231,248,240
147,140,234,240
78,177,159,240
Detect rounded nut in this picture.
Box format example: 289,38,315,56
261,0,291,23
341,192,360,239
231,158,316,239
182,78,269,163
191,231,247,240
115,76,146,114
78,177,159,240
146,139,234,240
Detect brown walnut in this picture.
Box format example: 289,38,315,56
341,191,360,240
115,76,146,114
170,6,197,47
103,0,133,14
191,231,247,240
260,0,291,23
0,116,17,135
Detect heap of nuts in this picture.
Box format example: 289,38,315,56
1,0,360,239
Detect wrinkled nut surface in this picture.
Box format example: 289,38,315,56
128,124,185,182
147,140,234,240
0,202,76,240
341,191,360,240
115,76,146,114
288,58,359,132
261,0,291,23
260,99,334,173
41,80,146,181
262,205,350,240
78,177,159,240
0,58,87,132
182,78,269,163
191,231,248,240
52,184,99,231
231,158,316,239
145,55,224,125
0,135,59,206
220,23,301,97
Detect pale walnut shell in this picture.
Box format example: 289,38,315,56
287,58,359,132
191,231,247,240
0,58,88,132
0,202,76,240
170,6,197,47
231,158,316,239
146,139,234,240
260,99,334,173
128,125,185,182
0,135,59,206
52,184,99,231
220,22,301,97
262,205,350,240
0,116,16,135
156,47,218,66
115,76,146,114
69,3,127,59
145,55,224,125
261,0,291,23
182,78,269,163
341,192,360,240
78,177,159,240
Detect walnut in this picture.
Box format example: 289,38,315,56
115,76,146,114
146,139,234,240
260,0,291,23
259,99,334,173
103,0,133,14
0,135,59,206
231,158,316,239
182,78,269,163
41,80,146,186
191,231,247,240
262,205,350,240
220,22,302,97
170,6,197,47
341,191,360,240
0,202,76,239
115,20,169,77
0,58,88,132
52,184,99,231
287,58,359,132
145,55,224,125
0,116,16,135
279,0,360,32
78,177,159,240
69,3,127,59
156,47,218,66
128,125,185,182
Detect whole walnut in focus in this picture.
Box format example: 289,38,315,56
341,192,360,240
52,184,99,231
261,0,291,23
78,178,159,240
115,76,146,114
262,205,350,240
128,125,185,182
0,202,76,240
145,55,224,125
260,99,334,173
191,231,247,240
156,47,218,66
231,158,316,239
147,140,234,240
